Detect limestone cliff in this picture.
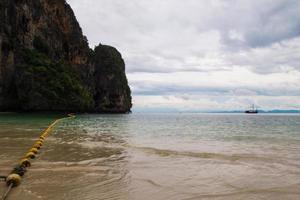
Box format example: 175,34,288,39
0,0,132,113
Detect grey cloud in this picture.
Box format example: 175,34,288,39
226,37,300,74
244,0,300,48
130,79,300,97
213,0,300,49
67,0,300,110
67,0,300,74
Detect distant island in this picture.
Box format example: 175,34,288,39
0,0,132,113
209,110,300,114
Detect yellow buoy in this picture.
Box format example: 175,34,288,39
25,152,36,159
33,144,41,150
20,159,31,167
6,174,22,187
35,141,43,147
1,114,75,199
37,139,44,144
30,148,39,154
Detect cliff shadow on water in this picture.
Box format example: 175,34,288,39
0,0,132,113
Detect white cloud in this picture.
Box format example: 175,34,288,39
133,95,300,112
129,68,300,95
67,0,300,111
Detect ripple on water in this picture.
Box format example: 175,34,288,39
1,113,300,200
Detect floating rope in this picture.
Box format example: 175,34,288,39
1,183,12,200
1,114,75,200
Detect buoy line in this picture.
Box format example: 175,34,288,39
1,114,75,200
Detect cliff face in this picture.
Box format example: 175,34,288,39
93,45,132,113
0,0,132,113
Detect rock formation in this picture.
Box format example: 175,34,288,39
0,0,132,113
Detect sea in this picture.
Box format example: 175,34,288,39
0,113,300,200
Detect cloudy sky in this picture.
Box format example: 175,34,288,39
67,0,300,112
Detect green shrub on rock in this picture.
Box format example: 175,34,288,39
15,48,94,112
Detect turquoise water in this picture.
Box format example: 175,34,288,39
0,113,300,199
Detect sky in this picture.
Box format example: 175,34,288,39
67,0,300,112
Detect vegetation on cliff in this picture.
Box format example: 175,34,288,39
15,48,94,112
0,0,132,113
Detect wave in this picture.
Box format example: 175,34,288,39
130,146,277,162
182,185,300,200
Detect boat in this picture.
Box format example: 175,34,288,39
245,104,258,114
